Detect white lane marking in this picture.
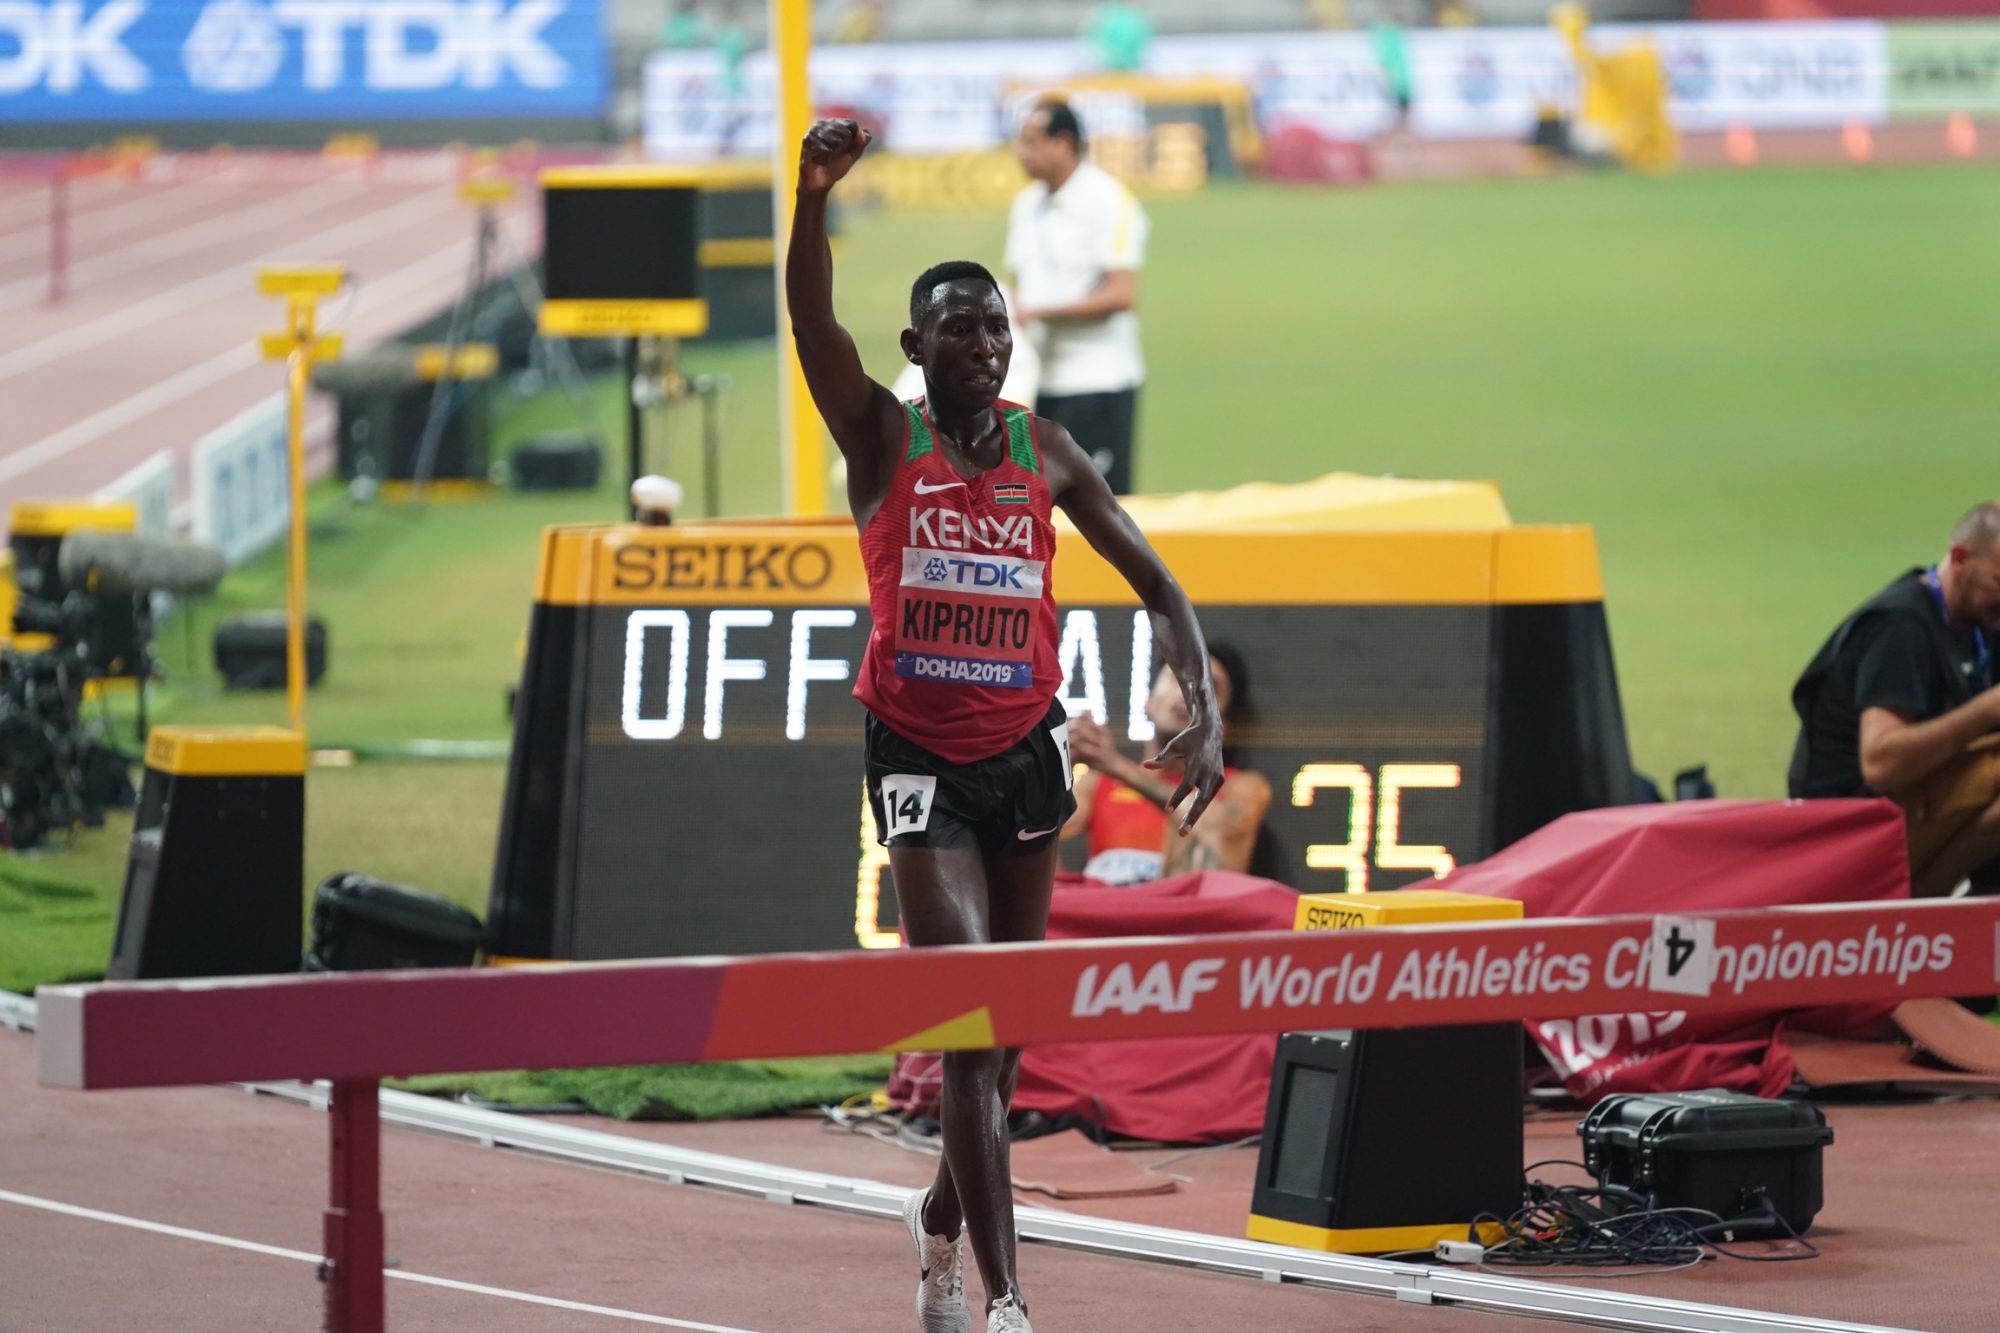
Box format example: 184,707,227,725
0,180,254,264
0,1187,764,1332
0,213,525,490
0,178,356,311
0,177,394,313
0,181,66,230
0,188,456,376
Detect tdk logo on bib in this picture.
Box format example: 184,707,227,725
0,0,603,118
902,548,1044,600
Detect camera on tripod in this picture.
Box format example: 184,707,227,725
0,646,84,850
11,590,97,641
3,503,226,850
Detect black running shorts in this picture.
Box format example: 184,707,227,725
864,700,1077,853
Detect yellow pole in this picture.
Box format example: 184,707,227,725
256,264,343,740
284,326,310,737
769,0,824,516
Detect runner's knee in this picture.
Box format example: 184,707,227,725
942,1048,1005,1085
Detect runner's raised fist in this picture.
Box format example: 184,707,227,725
799,118,871,193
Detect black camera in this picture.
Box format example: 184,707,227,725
0,529,222,850
0,646,90,849
12,589,149,681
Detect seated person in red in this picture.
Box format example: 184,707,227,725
1061,642,1272,883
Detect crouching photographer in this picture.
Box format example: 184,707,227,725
1790,502,2000,898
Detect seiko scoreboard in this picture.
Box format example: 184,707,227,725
489,486,1633,960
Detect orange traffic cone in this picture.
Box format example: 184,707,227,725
1724,123,1758,167
1946,112,1978,159
1841,121,1874,164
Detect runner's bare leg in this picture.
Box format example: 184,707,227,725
894,841,1058,1306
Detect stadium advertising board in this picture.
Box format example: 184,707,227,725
0,0,607,121
1404,27,1575,141
94,450,174,537
643,39,1074,161
488,510,1633,962
1147,32,1395,143
643,21,1895,162
1887,22,2000,119
641,32,1402,162
191,398,289,565
1630,20,1887,132
1351,21,1887,139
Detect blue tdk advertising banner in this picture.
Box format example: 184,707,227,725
0,0,607,120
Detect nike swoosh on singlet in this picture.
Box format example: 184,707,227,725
913,478,966,494
1017,826,1057,840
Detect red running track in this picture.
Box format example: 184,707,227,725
0,159,534,517
0,1030,1512,1333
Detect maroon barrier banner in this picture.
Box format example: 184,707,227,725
38,898,2000,1092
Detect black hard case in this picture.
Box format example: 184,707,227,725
307,872,485,972
1579,1090,1833,1234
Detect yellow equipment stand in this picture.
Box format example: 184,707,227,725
537,165,710,519
5,499,139,666
0,547,14,651
1246,889,1524,1254
257,265,345,738
375,341,502,505
108,726,306,980
1291,888,1522,933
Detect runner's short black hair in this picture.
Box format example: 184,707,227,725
910,260,1001,327
1036,98,1086,152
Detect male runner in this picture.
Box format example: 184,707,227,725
788,118,1226,1333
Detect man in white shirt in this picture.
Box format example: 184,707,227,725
1005,99,1150,494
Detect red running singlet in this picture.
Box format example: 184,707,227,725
854,399,1062,765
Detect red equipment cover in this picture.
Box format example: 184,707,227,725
1436,799,1910,1101
1010,871,1299,1142
1006,800,1911,1141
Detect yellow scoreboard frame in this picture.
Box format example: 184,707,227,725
488,486,1634,961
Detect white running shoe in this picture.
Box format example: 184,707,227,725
986,1293,1032,1332
903,1188,971,1333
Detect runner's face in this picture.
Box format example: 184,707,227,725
919,282,1011,408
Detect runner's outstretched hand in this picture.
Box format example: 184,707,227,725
1146,714,1225,836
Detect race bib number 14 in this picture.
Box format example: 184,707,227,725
880,774,937,839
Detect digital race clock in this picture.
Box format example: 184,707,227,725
488,508,1631,959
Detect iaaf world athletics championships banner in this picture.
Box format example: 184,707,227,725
640,20,2000,160
39,898,2000,1088
0,0,607,120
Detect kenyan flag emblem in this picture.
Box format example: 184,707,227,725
994,482,1030,505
